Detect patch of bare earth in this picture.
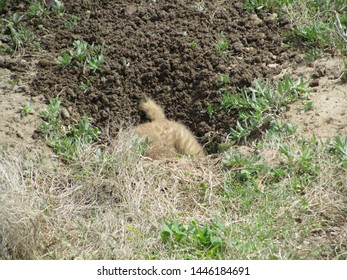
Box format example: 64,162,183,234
0,56,52,159
279,56,347,140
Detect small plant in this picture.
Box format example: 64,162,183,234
224,149,267,184
39,97,61,133
87,54,104,72
122,58,131,67
39,97,99,161
341,59,347,82
64,15,78,29
0,0,10,11
27,0,47,18
328,135,347,169
191,1,207,13
161,220,225,259
219,74,230,85
302,100,314,112
214,39,229,53
52,0,65,17
206,103,214,116
267,120,298,138
290,23,331,50
1,15,37,51
9,13,24,26
73,40,88,63
19,102,32,117
305,48,321,61
188,41,198,49
57,52,72,69
7,78,20,87
80,79,92,93
278,138,321,180
57,40,105,72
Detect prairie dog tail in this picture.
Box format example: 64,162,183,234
140,99,166,121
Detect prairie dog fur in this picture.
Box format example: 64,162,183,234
135,99,205,159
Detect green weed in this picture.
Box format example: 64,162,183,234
285,1,347,55
52,0,65,17
214,39,229,54
219,76,309,142
206,103,214,116
219,74,230,85
19,102,32,117
302,100,314,112
57,40,105,72
289,23,331,50
341,59,347,82
328,135,347,169
161,220,225,259
80,79,93,93
244,0,293,12
278,138,321,181
27,0,47,18
188,41,198,49
87,54,104,72
57,52,72,69
266,119,298,139
224,149,267,191
1,14,37,51
39,97,99,161
0,0,10,11
191,1,207,13
64,15,78,29
245,1,347,56
305,48,322,61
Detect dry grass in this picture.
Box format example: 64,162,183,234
0,129,223,259
0,129,346,259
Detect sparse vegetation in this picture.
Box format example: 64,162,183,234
39,97,99,161
244,0,347,57
57,40,105,72
1,13,38,51
218,76,310,143
1,126,346,259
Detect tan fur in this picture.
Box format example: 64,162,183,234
135,99,205,159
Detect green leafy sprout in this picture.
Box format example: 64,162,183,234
19,102,33,117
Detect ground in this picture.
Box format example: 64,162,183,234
1,1,346,153
0,0,346,260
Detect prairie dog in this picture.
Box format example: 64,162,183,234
135,99,205,159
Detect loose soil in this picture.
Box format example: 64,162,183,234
0,0,346,155
30,0,293,148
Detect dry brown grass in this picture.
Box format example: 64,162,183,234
0,129,223,259
1,129,346,259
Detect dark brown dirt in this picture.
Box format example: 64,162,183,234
28,0,293,151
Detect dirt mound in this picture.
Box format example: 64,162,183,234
29,0,293,150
